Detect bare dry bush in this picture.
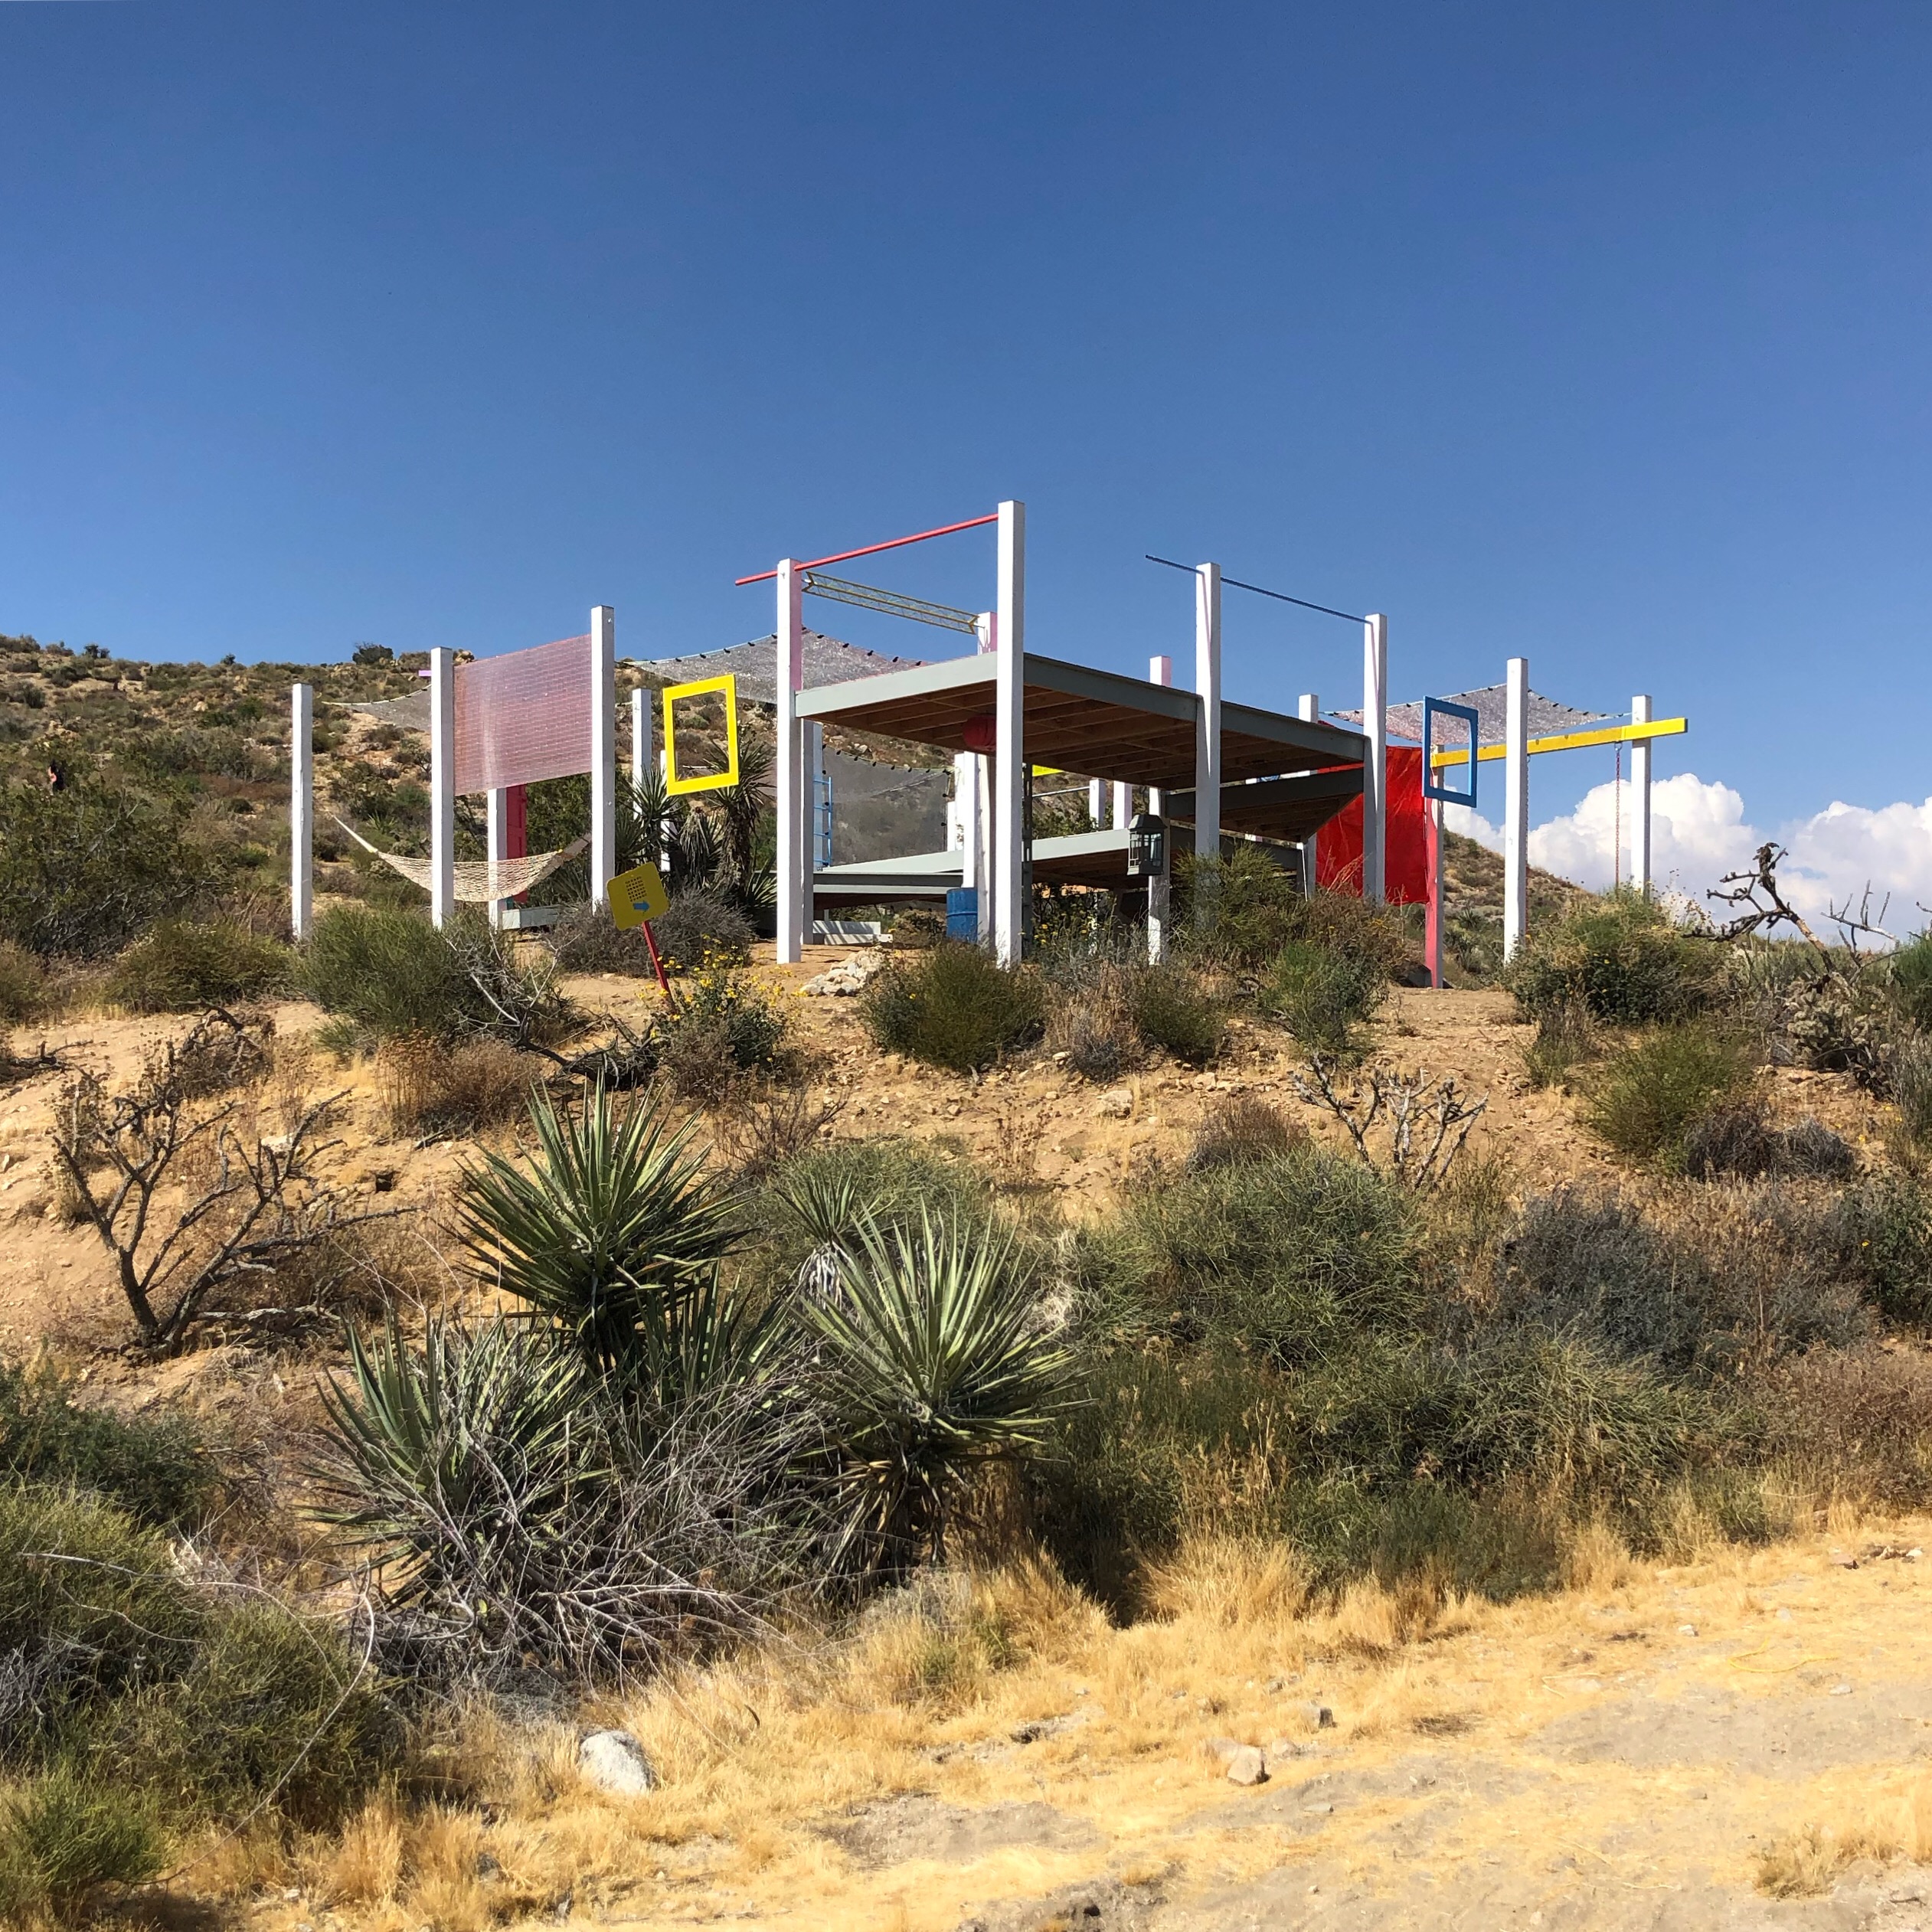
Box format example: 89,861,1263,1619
1293,1054,1488,1190
1187,1093,1307,1172
378,1033,541,1139
712,1082,845,1180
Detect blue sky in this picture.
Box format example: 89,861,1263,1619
2,1,1928,878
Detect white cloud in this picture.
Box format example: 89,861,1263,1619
1443,773,1932,941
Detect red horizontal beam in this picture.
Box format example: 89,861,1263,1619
735,511,999,586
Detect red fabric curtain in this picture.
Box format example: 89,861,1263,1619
1316,747,1427,904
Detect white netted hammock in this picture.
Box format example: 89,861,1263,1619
332,817,591,903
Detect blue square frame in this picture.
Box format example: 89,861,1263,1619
1422,698,1480,808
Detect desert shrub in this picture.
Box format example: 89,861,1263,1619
651,890,756,973
106,1599,396,1829
1179,846,1412,979
861,941,1044,1072
1125,961,1224,1064
1043,961,1139,1081
302,904,568,1048
1728,941,1894,1083
1759,1345,1932,1508
1188,1093,1306,1172
0,1769,160,1924
544,901,659,976
1260,940,1382,1057
657,960,788,1097
1584,1025,1756,1167
887,907,947,950
0,943,54,1027
378,1034,541,1136
1506,889,1718,1025
1890,1033,1932,1144
1681,1099,1854,1181
106,917,293,1013
1890,930,1932,1030
1832,1172,1932,1327
0,1357,216,1530
0,774,212,959
1522,998,1594,1089
1077,1143,1420,1364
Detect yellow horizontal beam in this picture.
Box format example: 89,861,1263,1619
1430,716,1687,770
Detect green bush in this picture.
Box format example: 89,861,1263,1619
302,904,568,1048
651,890,757,973
1583,1025,1756,1167
0,1358,216,1530
106,917,293,1013
1260,940,1383,1057
860,941,1044,1072
0,775,211,959
1505,889,1719,1025
1891,930,1932,1031
1834,1172,1932,1327
1179,845,1411,979
1522,998,1594,1089
659,959,786,1087
0,1769,160,1924
1077,1143,1420,1364
1125,962,1224,1064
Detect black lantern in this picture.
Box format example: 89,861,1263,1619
1126,810,1166,879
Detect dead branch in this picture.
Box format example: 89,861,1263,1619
1709,842,1893,954
51,1012,392,1353
1291,1054,1488,1190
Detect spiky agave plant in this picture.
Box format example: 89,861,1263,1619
806,1211,1079,1569
456,1079,756,1394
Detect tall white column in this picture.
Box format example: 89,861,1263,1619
589,607,616,905
993,501,1026,967
1504,655,1530,959
630,684,651,791
428,647,456,930
1298,691,1320,897
1148,653,1173,964
1362,613,1388,903
1087,777,1104,827
775,559,806,962
1630,692,1652,897
289,683,313,941
486,788,509,930
974,613,995,943
1112,780,1131,829
954,752,981,888
1193,564,1222,910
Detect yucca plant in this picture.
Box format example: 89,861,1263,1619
456,1080,748,1391
315,1309,591,1589
807,1211,1079,1568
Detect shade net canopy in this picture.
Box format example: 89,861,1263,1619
639,631,931,708
1335,685,1612,747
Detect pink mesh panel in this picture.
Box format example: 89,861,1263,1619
453,635,593,795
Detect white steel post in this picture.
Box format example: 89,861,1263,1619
954,752,980,888
589,608,616,905
1087,777,1103,828
806,721,825,871
993,501,1026,967
289,683,312,941
974,613,995,943
1630,693,1652,897
1298,692,1320,897
1362,614,1388,903
1504,655,1530,959
1112,780,1131,829
486,788,508,930
428,648,456,930
775,560,806,962
1194,565,1223,913
630,684,650,791
1148,653,1173,964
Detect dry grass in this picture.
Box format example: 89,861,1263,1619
1755,1773,1932,1895
378,1034,541,1139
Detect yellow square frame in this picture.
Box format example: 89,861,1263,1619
662,674,740,796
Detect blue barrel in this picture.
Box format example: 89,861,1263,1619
946,888,979,941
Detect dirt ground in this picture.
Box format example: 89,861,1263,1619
0,947,1914,1930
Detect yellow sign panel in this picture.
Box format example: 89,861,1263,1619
608,861,669,930
662,673,741,796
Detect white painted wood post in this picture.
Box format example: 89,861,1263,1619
428,647,456,930
1148,653,1173,964
1298,692,1320,897
630,684,650,791
993,501,1026,967
289,683,312,941
1504,655,1530,959
1088,777,1103,827
1193,565,1223,915
1630,693,1652,897
954,752,979,884
1427,796,1446,988
1112,780,1131,829
486,788,508,930
1362,614,1388,903
974,613,995,943
775,560,806,962
589,608,616,907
